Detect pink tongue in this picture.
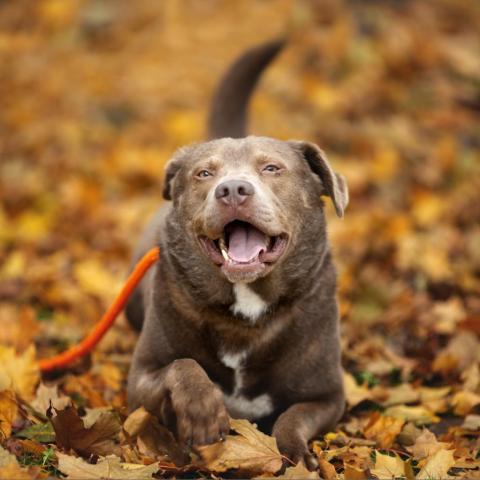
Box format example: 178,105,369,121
227,223,267,263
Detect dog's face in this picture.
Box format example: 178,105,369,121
163,136,348,284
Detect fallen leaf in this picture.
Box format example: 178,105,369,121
49,405,121,457
384,405,439,425
123,407,187,465
407,429,450,460
416,449,455,480
344,372,372,407
199,418,283,474
318,457,337,480
0,390,18,440
364,413,405,449
370,452,407,480
31,383,71,415
15,421,56,443
0,345,39,399
56,452,159,479
461,414,480,431
276,462,320,479
451,390,480,416
344,463,368,480
0,446,30,479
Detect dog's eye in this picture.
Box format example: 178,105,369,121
197,170,213,178
262,164,280,173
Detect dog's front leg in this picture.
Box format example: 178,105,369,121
128,358,230,446
272,395,345,470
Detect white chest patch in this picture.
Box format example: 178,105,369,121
231,283,268,323
220,351,273,420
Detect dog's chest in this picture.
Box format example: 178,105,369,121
219,351,273,420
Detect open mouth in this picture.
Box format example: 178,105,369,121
199,220,288,281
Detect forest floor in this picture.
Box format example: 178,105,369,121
0,1,479,478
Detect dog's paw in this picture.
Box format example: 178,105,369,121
275,433,318,471
170,380,230,447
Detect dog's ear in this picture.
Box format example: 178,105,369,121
162,157,183,200
290,140,349,217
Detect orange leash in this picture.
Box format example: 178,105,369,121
39,247,160,373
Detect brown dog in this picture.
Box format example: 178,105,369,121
126,40,348,469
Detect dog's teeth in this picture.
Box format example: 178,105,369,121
265,235,272,249
218,238,229,261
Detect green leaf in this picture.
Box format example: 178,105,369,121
15,422,55,443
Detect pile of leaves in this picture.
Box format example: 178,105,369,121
0,0,479,478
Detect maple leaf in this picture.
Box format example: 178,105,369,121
56,452,159,479
198,418,283,474
31,383,71,415
407,429,451,460
370,451,411,480
0,390,18,440
48,405,121,457
416,449,455,480
122,407,188,465
364,413,405,449
0,345,39,400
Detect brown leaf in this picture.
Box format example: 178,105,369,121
56,452,159,479
123,407,188,466
416,449,455,480
49,405,121,457
364,413,405,449
407,429,450,460
199,418,283,474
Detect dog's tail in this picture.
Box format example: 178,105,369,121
207,38,285,139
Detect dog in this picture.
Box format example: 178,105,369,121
126,39,348,470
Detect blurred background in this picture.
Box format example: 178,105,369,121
0,0,479,412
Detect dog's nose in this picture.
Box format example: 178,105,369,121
215,179,255,206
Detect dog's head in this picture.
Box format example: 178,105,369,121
163,136,348,284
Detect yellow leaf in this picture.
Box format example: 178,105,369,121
451,390,480,416
344,372,372,407
74,259,123,299
0,345,39,400
57,453,159,479
0,390,18,440
0,446,30,480
344,463,367,480
364,414,405,449
318,458,337,480
371,452,406,479
417,449,455,480
199,418,282,474
277,462,320,479
384,405,439,425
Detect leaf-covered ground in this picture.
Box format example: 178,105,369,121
1,1,479,478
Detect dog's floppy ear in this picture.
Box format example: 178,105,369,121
290,140,349,217
162,157,183,200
